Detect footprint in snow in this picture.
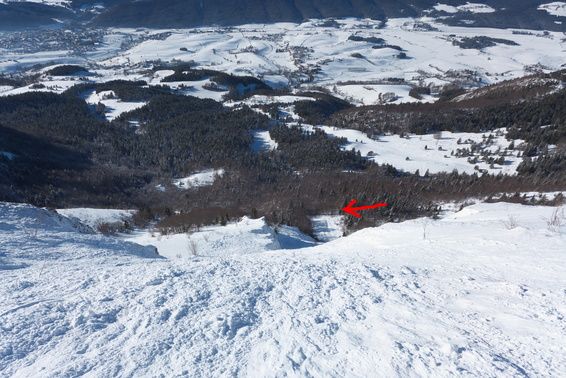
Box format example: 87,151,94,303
400,266,417,275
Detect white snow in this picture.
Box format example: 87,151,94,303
433,4,459,13
335,84,429,106
0,0,70,6
273,224,318,249
310,215,344,242
2,18,564,104
433,3,496,14
301,125,524,175
538,2,566,17
233,95,316,106
1,13,566,378
457,3,496,13
56,208,135,229
172,168,224,189
252,130,278,153
1,201,565,376
81,89,146,122
124,216,282,259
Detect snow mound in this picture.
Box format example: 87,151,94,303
274,224,317,249
123,216,281,258
199,216,281,256
449,206,481,219
1,202,94,235
0,202,160,265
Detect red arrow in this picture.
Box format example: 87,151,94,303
342,199,387,218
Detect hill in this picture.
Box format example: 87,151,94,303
0,0,564,30
0,2,77,30
90,0,565,30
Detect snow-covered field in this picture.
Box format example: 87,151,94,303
539,2,566,17
2,201,565,376
80,89,146,122
433,3,496,14
301,126,525,175
171,169,225,190
1,17,565,105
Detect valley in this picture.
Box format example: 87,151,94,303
1,4,566,376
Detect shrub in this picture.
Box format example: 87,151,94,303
131,207,155,228
96,221,130,235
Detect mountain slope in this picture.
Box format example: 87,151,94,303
2,0,563,31
0,2,77,30
88,0,565,29
1,201,565,376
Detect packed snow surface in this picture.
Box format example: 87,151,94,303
1,201,565,376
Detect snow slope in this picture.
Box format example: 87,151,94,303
1,201,565,376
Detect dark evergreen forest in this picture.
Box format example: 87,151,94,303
1,72,565,236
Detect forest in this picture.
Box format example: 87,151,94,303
1,71,565,237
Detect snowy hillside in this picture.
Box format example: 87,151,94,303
1,201,565,376
1,18,565,105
